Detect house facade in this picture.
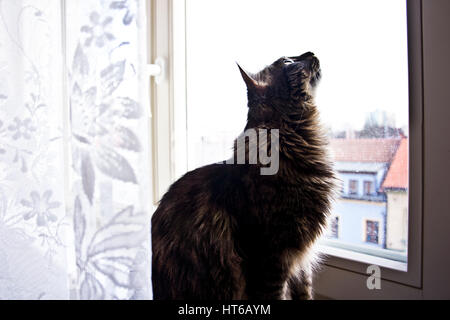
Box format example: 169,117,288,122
326,138,402,250
381,138,408,251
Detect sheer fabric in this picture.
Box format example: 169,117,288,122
0,0,152,299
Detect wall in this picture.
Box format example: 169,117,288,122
422,0,450,299
331,170,386,248
385,190,408,251
332,199,386,248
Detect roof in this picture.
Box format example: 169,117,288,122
334,161,387,174
381,138,408,190
329,138,401,163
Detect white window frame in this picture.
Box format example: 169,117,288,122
151,0,450,299
149,0,176,206
315,0,423,297
315,0,424,297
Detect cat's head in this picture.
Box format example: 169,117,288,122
238,52,320,125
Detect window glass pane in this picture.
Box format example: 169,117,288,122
184,0,408,266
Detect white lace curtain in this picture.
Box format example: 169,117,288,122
0,0,152,299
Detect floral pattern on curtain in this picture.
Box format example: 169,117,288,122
0,0,152,300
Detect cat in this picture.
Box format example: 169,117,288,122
151,52,336,300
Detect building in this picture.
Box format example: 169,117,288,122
381,138,408,251
326,138,401,249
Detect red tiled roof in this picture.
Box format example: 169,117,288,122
329,138,401,163
381,138,408,190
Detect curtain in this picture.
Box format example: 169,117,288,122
0,0,152,300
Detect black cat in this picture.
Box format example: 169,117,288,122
152,52,336,299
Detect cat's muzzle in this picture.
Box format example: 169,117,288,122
290,52,321,85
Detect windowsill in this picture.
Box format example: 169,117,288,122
317,239,408,272
340,194,386,202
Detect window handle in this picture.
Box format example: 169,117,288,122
146,57,165,84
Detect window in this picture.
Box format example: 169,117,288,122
165,0,423,294
365,220,380,244
349,180,359,195
363,181,373,196
172,0,410,270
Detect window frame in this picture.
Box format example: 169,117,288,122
149,0,180,206
315,0,423,294
154,0,424,298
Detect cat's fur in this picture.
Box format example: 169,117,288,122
151,52,336,300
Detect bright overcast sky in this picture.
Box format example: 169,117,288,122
186,0,409,137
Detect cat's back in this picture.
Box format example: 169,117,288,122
151,163,248,299
152,162,246,225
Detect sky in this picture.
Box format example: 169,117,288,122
182,0,410,253
185,0,409,166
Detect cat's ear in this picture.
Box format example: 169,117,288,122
236,63,258,90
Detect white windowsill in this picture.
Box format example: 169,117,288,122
317,242,408,272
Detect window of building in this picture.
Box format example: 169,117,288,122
364,181,374,196
349,180,358,195
365,220,380,244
